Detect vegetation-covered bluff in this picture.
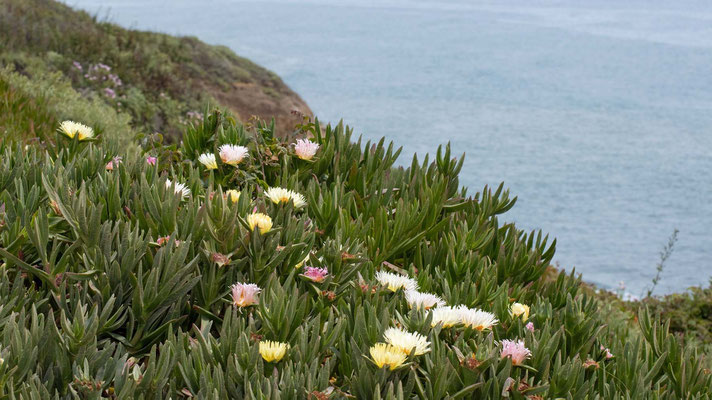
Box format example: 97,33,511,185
0,0,711,398
0,0,311,142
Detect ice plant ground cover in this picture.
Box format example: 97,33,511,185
0,110,710,398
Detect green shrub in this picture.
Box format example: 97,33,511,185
0,111,709,398
0,64,134,146
636,282,712,348
0,74,57,142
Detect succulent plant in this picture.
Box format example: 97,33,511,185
0,110,708,398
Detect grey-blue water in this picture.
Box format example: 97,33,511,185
66,0,712,295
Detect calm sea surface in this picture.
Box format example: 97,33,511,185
66,0,712,295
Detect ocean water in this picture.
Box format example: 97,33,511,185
66,0,712,295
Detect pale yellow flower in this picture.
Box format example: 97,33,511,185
58,120,94,140
198,153,218,170
510,303,530,321
247,212,272,234
295,254,310,269
259,341,290,362
225,189,241,203
265,187,307,208
369,343,407,370
383,327,430,355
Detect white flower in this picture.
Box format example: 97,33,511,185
430,306,461,328
456,306,498,331
219,144,249,166
265,187,306,208
289,192,307,208
58,120,94,140
383,327,431,355
294,138,320,160
198,153,218,170
404,290,445,310
375,271,418,292
165,179,191,199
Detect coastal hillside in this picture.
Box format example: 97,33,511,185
0,0,311,142
0,1,710,398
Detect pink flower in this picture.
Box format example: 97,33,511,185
72,61,82,70
156,236,181,247
600,345,614,359
105,156,122,171
231,282,261,307
108,73,122,86
302,266,329,283
500,339,531,366
218,144,249,166
294,139,320,160
104,87,116,99
525,322,535,332
146,156,157,166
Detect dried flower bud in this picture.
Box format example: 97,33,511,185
211,252,230,267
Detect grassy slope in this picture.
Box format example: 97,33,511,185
0,0,311,142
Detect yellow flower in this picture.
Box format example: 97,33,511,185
225,189,241,203
295,254,310,269
383,327,430,355
369,343,407,370
247,212,272,234
259,341,290,362
511,302,530,321
58,120,94,140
